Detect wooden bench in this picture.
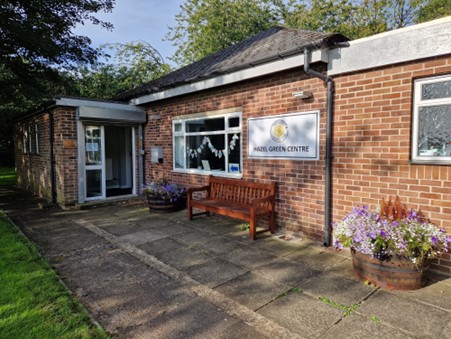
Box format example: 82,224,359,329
187,176,276,240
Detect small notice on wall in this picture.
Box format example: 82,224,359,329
63,140,77,149
248,111,319,160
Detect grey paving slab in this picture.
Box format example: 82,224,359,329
322,313,414,339
439,317,451,339
173,229,218,246
96,220,151,236
118,228,169,246
149,221,191,236
153,245,212,271
56,248,176,293
189,215,242,234
358,290,450,338
396,280,451,311
253,257,321,287
25,222,107,255
125,296,267,339
194,235,244,255
301,270,377,306
137,237,186,257
253,237,303,257
223,246,279,269
82,280,196,337
184,257,248,288
215,271,289,311
287,244,348,270
258,292,343,338
327,257,356,277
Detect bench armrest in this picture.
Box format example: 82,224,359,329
187,185,211,197
250,195,275,209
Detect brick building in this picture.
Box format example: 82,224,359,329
15,17,451,275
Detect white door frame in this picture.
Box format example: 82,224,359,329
77,121,137,203
84,125,106,201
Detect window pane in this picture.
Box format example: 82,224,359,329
186,134,225,171
186,117,225,133
418,105,451,156
229,117,240,128
85,126,102,165
422,80,451,100
174,136,184,168
174,123,182,132
86,170,102,198
228,133,241,173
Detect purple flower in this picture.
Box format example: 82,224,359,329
431,236,438,246
380,230,386,237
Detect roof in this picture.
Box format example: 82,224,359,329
114,27,348,101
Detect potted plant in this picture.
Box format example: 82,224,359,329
142,178,187,213
333,197,450,290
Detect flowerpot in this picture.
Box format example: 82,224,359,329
146,195,186,213
351,249,429,290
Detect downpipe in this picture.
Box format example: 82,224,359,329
303,48,333,247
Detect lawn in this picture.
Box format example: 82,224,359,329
0,167,16,186
0,211,108,338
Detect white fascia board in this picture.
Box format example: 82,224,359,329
55,97,144,112
329,16,451,75
132,49,328,105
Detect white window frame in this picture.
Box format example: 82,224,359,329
28,125,32,153
35,123,39,154
23,126,28,154
412,74,451,164
172,111,243,178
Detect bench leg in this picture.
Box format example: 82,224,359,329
269,212,275,234
188,206,193,220
250,210,256,241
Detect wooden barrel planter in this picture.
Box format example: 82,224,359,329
146,194,187,213
351,249,429,290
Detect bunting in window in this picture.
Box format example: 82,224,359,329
187,134,240,158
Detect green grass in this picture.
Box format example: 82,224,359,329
0,167,16,186
0,211,109,338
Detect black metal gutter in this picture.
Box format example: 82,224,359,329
49,111,56,204
303,48,334,247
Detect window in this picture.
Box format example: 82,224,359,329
173,112,242,176
35,124,39,154
22,123,40,154
412,74,451,164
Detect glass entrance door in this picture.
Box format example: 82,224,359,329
85,126,105,200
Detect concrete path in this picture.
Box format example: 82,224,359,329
1,185,450,338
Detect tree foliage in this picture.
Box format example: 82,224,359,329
74,41,172,99
166,0,451,66
0,0,114,165
165,0,286,65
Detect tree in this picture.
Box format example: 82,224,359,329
165,0,286,66
0,0,114,165
74,41,172,99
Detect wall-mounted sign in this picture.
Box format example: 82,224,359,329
248,111,320,160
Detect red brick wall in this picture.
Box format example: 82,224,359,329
15,107,79,206
15,113,53,200
144,67,330,240
52,107,78,206
333,55,451,275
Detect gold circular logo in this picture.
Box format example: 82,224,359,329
270,119,288,143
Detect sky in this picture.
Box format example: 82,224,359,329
74,0,184,65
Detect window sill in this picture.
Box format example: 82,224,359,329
172,168,242,178
410,158,451,166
